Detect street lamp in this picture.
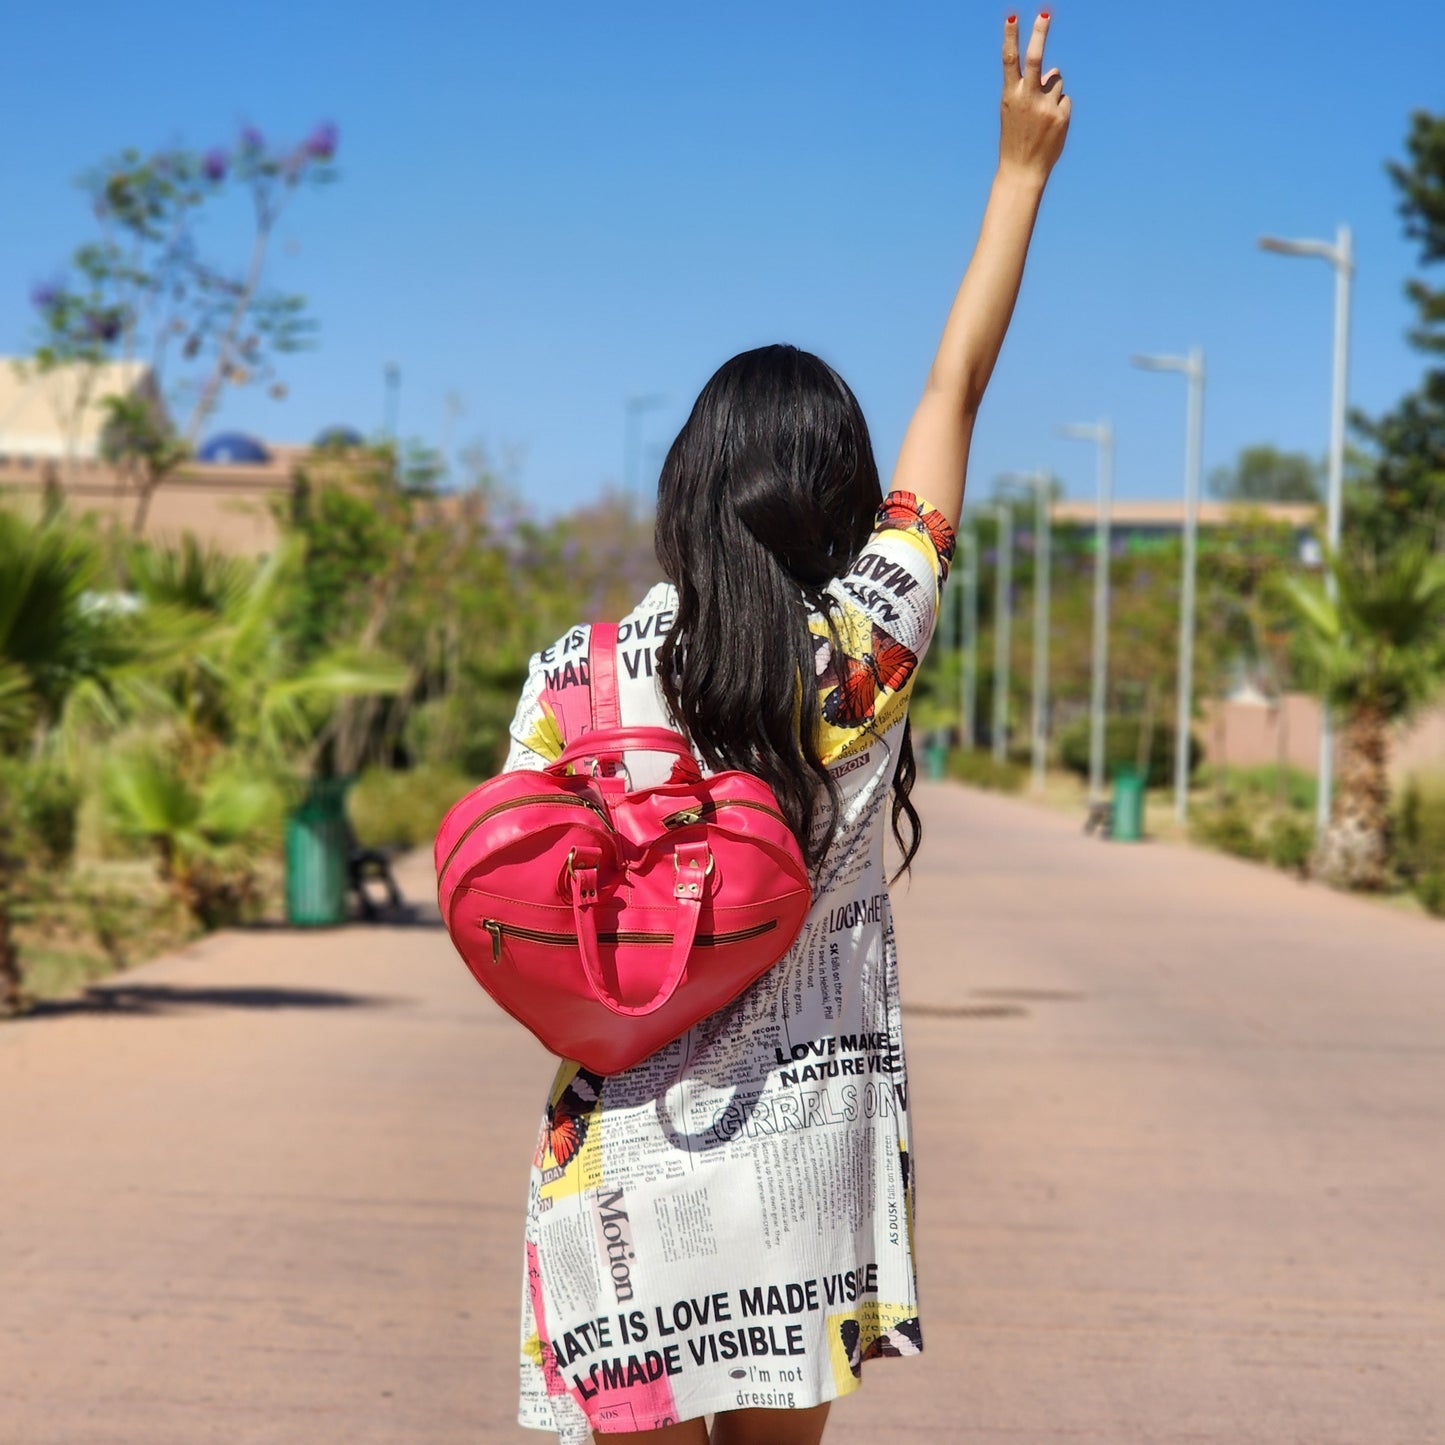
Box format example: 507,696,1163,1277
1057,421,1115,804
383,361,401,440
1258,225,1355,837
957,529,979,750
623,394,667,511
1131,348,1205,825
992,501,1013,764
999,473,1053,793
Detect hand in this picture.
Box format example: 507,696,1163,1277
999,12,1070,180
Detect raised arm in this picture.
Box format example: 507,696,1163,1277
890,12,1071,529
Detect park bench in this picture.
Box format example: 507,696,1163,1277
345,822,405,920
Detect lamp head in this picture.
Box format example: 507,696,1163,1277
1258,234,1335,262
1130,353,1187,374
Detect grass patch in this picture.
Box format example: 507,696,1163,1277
11,862,196,1002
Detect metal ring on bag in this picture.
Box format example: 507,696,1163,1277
673,852,715,878
564,848,599,902
586,757,632,787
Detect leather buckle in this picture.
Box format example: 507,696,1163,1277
566,846,601,903
673,847,714,898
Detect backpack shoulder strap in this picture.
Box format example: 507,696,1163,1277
588,622,621,732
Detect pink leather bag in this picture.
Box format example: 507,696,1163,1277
434,623,812,1074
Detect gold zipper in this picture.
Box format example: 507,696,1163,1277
438,793,609,885
661,798,788,829
480,917,778,965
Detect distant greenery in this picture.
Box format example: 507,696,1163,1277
1350,108,1445,555
349,765,483,851
0,439,655,1011
1198,762,1318,815
1209,444,1321,503
945,748,1027,795
1056,715,1203,790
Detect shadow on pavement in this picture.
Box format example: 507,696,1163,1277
239,903,445,932
24,983,403,1020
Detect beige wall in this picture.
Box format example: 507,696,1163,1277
1,456,292,555
1199,693,1445,784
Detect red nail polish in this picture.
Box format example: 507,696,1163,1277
1007,13,1017,20
1041,9,1051,16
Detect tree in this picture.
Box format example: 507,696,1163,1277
1277,539,1445,889
1351,110,1445,553
29,122,338,532
1208,444,1321,503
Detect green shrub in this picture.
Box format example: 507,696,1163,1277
1057,715,1203,789
1395,772,1445,880
1191,802,1266,861
1265,814,1314,876
348,765,480,849
1199,762,1318,814
946,748,1027,795
1415,871,1445,918
0,756,81,869
404,669,530,777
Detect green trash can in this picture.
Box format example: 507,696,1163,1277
1110,764,1146,843
924,731,950,782
285,778,351,926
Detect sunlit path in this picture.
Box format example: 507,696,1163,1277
1,785,1442,1443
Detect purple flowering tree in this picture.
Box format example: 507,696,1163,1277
28,121,339,531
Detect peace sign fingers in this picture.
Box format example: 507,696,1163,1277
998,11,1070,180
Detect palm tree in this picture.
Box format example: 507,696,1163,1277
1278,538,1445,889
91,535,409,926
0,512,120,1013
102,743,279,929
120,533,409,773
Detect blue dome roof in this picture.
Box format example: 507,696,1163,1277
314,424,365,448
198,432,270,464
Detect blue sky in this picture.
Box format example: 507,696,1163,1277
1,0,1440,515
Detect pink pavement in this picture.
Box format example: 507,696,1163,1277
1,782,1442,1443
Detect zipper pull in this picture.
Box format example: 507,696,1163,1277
663,805,706,828
483,920,504,964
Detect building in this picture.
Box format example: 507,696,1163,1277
1049,498,1322,564
0,357,312,554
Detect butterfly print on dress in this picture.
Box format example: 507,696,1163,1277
815,623,919,729
875,492,956,577
839,1316,924,1379
535,1067,603,1170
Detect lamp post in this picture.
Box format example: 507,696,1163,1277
999,473,1053,792
1057,420,1115,803
958,529,979,750
1131,348,1205,824
623,394,667,511
992,501,1013,764
383,361,401,441
1258,225,1355,836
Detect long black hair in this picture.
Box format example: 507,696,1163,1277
654,345,921,878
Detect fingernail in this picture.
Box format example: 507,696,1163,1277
1007,13,1017,20
1040,9,1051,16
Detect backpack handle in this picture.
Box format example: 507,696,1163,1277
551,727,703,777
566,843,709,1017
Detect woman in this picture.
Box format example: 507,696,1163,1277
504,15,1069,1443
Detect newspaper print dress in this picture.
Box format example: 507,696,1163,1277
503,491,955,1440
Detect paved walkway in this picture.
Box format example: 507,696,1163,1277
2,784,1442,1443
